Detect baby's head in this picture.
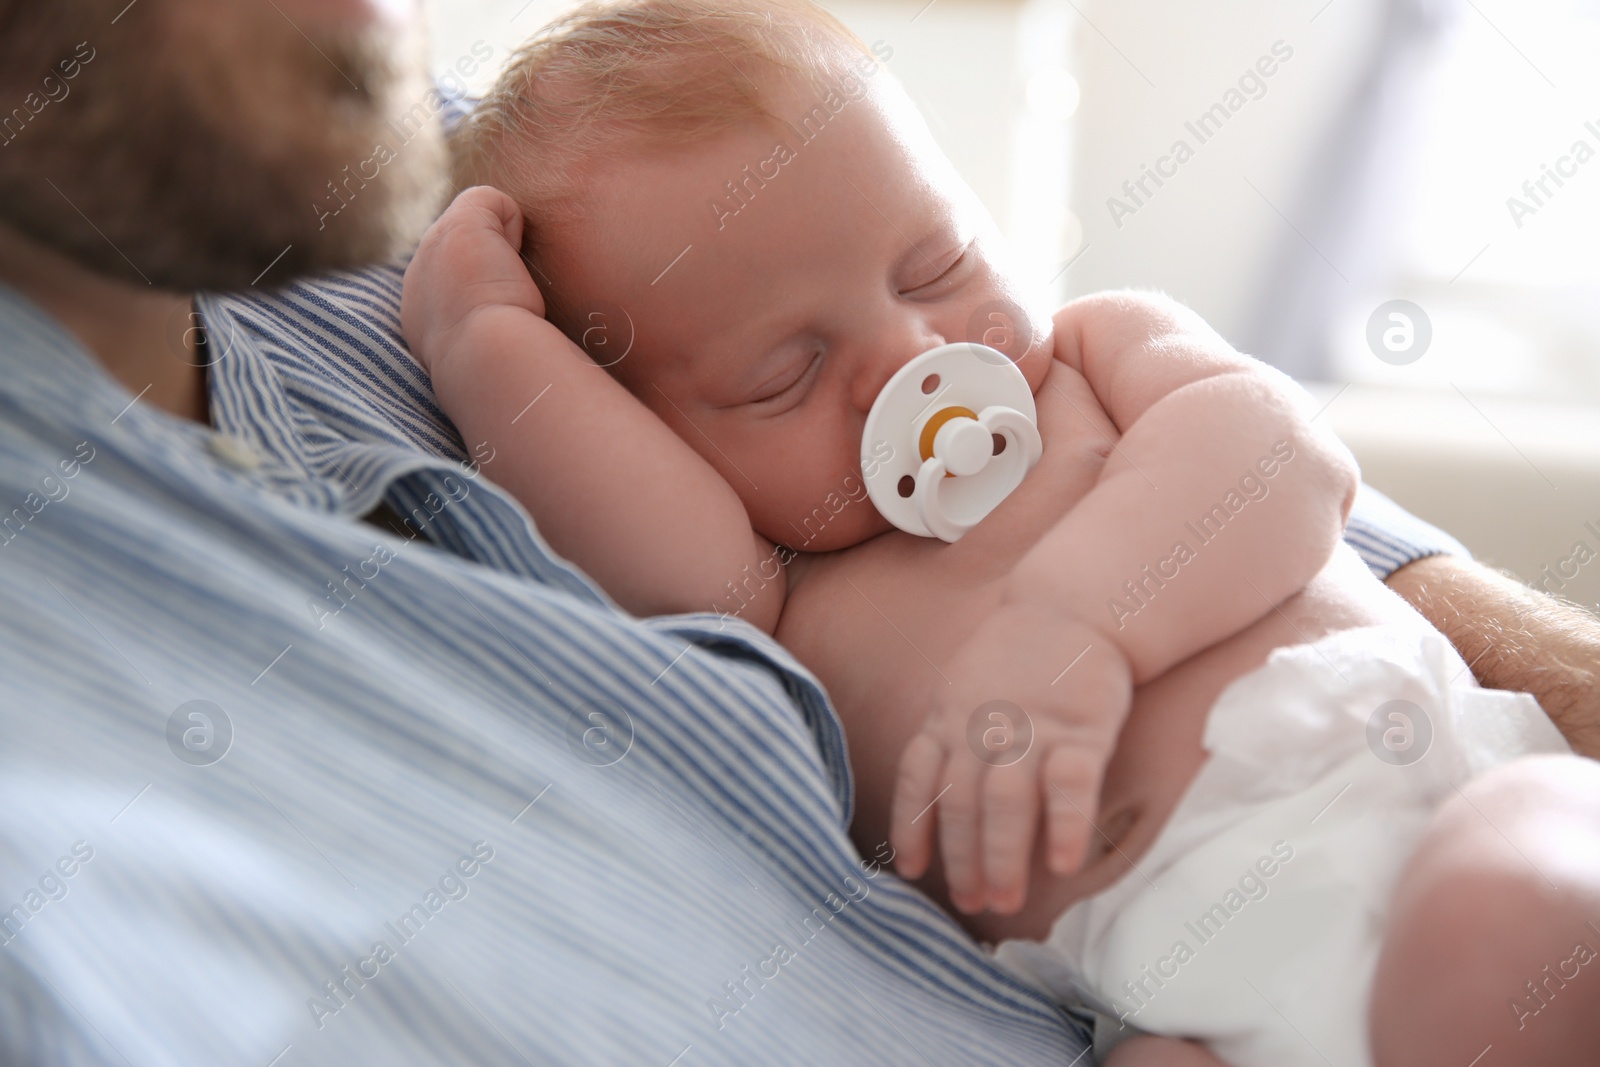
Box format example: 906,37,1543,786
455,0,1052,550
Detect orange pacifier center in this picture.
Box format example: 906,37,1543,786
919,405,979,476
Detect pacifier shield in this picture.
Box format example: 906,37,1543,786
860,342,1043,542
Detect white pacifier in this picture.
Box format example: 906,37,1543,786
861,342,1043,542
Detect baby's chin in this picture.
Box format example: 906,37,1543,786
762,505,896,555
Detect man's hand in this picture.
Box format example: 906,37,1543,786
891,601,1133,915
1386,554,1600,759
400,185,546,380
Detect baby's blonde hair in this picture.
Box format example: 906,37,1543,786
452,0,873,239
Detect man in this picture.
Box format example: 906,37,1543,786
0,1,1592,1064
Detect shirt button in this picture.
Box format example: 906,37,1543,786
206,434,265,472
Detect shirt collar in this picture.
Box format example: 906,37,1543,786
197,274,461,516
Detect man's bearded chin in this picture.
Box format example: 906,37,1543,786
0,1,448,292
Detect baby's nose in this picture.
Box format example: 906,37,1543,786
851,331,946,413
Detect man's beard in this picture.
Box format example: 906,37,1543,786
0,0,448,291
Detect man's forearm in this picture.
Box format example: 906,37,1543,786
1385,554,1600,759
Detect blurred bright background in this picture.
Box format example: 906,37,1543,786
426,0,1600,611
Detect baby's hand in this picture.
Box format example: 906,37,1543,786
400,185,546,381
890,601,1132,915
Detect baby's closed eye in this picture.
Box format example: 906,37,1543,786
899,238,975,299
745,347,824,410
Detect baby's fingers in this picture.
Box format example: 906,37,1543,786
980,759,1040,915
890,732,946,880
1043,743,1103,877
446,185,525,249
936,752,987,913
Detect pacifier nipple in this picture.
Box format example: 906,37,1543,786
860,342,1043,543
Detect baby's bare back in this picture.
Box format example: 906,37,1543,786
776,357,1436,941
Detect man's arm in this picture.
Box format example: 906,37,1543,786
402,187,781,628
1386,554,1600,759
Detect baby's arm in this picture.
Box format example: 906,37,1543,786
401,187,782,629
1019,290,1358,681
894,292,1357,913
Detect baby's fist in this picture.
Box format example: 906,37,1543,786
401,186,546,379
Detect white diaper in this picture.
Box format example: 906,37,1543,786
993,626,1569,1067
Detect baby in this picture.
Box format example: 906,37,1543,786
399,2,1600,1064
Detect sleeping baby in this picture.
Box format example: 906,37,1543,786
399,2,1599,1064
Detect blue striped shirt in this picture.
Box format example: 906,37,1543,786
0,261,1464,1066
0,277,1094,1065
